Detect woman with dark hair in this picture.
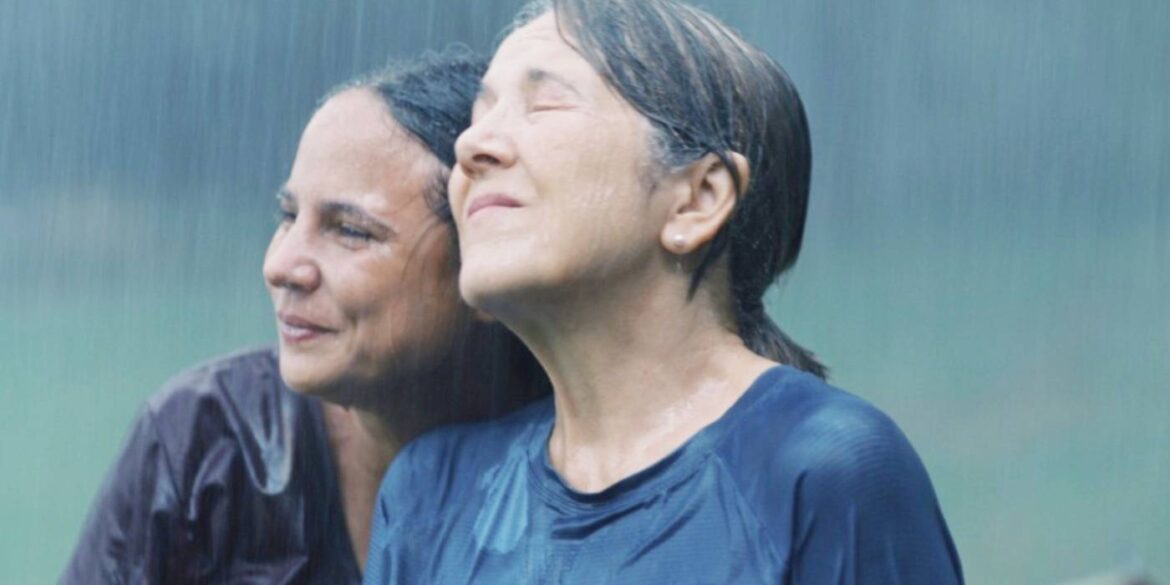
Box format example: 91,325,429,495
60,50,547,584
365,1,962,583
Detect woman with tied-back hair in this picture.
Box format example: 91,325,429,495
60,49,548,585
365,0,963,583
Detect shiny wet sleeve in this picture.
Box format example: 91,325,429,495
59,408,185,584
785,410,964,584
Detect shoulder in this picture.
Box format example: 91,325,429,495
140,346,319,493
720,367,937,512
730,367,916,466
145,345,284,416
66,347,354,583
790,375,925,494
715,369,962,575
416,396,552,456
379,397,553,509
733,370,964,581
144,345,308,432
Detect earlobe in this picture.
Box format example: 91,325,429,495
659,152,749,254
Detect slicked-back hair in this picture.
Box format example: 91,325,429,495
514,0,826,378
327,46,485,226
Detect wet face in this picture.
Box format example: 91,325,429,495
449,12,669,315
263,89,462,399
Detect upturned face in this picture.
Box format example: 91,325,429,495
263,89,462,399
449,12,670,316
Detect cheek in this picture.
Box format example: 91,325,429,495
376,237,461,340
533,114,651,209
412,228,460,302
539,141,655,259
338,255,456,376
448,169,471,223
460,114,660,298
261,229,288,298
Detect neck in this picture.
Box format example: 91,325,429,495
321,403,395,575
498,273,775,493
321,364,475,573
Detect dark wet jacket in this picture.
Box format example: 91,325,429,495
60,347,361,584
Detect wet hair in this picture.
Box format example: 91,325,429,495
327,46,485,226
328,48,551,411
514,0,827,378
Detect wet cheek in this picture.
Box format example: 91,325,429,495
335,257,402,323
553,125,642,199
448,171,470,219
261,233,283,289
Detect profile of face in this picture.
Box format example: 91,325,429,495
449,12,674,315
264,89,463,399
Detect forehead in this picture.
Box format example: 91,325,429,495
292,89,438,215
486,12,595,85
301,89,410,167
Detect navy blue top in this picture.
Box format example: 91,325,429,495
365,366,963,584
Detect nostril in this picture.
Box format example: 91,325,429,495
472,152,501,166
263,253,319,293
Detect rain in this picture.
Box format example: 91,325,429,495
1,0,1167,583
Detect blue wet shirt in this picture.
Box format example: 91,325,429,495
365,366,963,584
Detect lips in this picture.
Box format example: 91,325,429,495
276,312,335,344
465,193,523,220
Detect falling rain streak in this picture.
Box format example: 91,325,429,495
1,1,1167,583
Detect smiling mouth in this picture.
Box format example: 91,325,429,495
277,313,335,344
466,193,523,220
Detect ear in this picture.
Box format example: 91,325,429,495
659,151,750,255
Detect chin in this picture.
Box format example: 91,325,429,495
459,243,577,323
459,262,527,316
460,230,548,301
277,350,340,396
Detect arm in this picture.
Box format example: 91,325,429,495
59,408,185,585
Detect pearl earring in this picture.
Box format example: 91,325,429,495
672,234,686,250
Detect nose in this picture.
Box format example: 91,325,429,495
263,222,322,294
454,108,516,179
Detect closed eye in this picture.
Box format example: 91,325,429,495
319,200,395,245
274,208,296,226
335,222,373,241
274,188,298,227
529,102,572,113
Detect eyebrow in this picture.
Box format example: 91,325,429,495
476,67,583,106
275,187,397,239
276,187,295,205
475,82,496,104
524,67,582,97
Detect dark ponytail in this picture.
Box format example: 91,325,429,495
737,300,826,379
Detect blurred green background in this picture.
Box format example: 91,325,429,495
1,1,1166,583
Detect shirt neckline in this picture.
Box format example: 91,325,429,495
525,365,794,511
